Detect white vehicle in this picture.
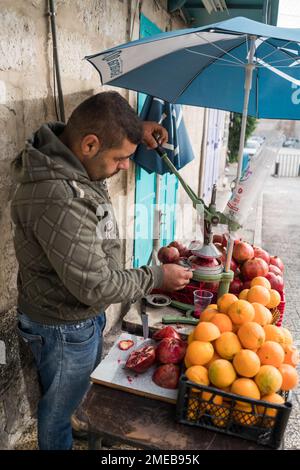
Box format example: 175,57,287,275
249,135,265,145
244,140,261,156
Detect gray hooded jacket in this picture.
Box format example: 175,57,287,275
10,123,163,324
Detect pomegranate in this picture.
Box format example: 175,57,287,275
152,364,180,389
213,234,223,244
233,241,254,263
156,337,187,364
125,345,156,373
241,257,269,280
214,242,223,253
242,280,252,289
189,256,219,270
168,240,185,255
158,246,180,264
152,326,181,342
268,264,283,276
253,246,270,264
229,278,243,295
269,256,284,272
219,251,238,272
118,340,134,351
202,281,219,292
266,272,284,292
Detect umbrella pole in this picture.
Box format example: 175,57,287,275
236,36,256,182
150,173,162,265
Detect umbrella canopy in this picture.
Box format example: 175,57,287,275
133,95,195,174
86,17,300,120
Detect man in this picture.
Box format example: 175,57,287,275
11,91,192,450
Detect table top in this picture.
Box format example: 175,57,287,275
122,300,194,338
78,384,266,450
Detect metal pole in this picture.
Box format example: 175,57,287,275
49,0,65,122
236,36,256,182
151,173,162,265
199,108,209,198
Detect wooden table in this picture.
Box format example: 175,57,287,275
77,384,266,450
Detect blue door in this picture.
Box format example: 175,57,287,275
133,15,178,267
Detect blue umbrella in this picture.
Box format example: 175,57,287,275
85,16,300,180
133,95,195,174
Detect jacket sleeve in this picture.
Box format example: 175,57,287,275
33,198,164,306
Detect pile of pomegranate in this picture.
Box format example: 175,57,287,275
213,234,284,297
125,326,187,389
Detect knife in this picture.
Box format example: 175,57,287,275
141,297,149,339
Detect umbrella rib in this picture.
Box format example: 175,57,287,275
195,32,246,65
185,48,245,66
172,36,247,103
259,39,299,63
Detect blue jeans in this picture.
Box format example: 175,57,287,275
17,311,106,450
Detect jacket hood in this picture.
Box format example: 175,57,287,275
11,122,89,184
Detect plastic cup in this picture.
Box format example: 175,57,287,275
193,290,214,319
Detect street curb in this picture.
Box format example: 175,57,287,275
253,192,263,248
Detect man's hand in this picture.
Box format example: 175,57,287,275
161,264,193,292
142,121,168,149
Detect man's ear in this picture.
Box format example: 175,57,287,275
80,134,101,159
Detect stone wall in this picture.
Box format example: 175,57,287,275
0,0,187,448
0,0,228,448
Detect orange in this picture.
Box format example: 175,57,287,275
200,309,218,322
210,313,233,333
227,300,255,325
283,344,300,367
184,356,193,369
280,327,293,348
187,331,194,345
217,293,238,314
208,359,236,388
233,349,261,377
201,391,223,413
211,406,230,427
278,364,299,391
187,397,200,421
263,324,285,345
250,276,271,289
266,289,281,309
214,331,242,360
255,365,283,395
231,378,261,407
257,341,284,368
247,285,271,306
257,393,285,418
232,403,259,426
185,365,209,386
252,303,272,326
211,403,230,428
209,304,218,310
202,391,223,405
193,322,221,342
205,351,221,369
185,341,214,366
239,289,249,300
238,322,266,350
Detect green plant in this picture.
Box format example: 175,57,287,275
228,113,257,163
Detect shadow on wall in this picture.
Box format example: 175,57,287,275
0,89,95,449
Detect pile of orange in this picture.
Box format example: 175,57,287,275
185,281,299,428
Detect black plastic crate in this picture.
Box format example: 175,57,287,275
176,375,292,449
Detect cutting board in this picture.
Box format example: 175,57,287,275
90,333,178,404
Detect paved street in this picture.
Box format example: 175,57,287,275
262,176,300,449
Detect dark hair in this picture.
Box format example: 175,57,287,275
66,91,143,149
